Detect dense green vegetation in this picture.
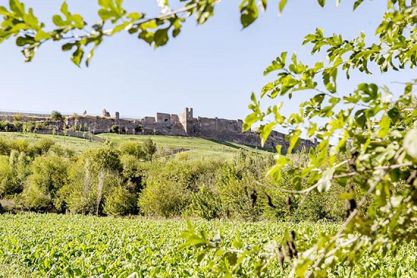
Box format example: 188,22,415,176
0,132,266,159
0,132,346,221
0,214,416,278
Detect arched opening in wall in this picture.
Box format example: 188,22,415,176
164,119,169,122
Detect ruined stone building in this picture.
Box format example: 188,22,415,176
0,108,316,152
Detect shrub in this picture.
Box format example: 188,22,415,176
104,186,137,216
21,156,70,211
139,179,190,217
138,160,223,217
0,156,19,198
119,142,145,159
22,122,35,133
50,111,64,121
187,184,223,220
30,138,55,156
142,139,157,161
57,147,123,215
0,138,11,155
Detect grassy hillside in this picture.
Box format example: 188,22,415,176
0,132,100,153
0,132,269,160
100,134,268,160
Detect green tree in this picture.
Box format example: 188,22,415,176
119,141,145,159
142,139,157,161
50,110,64,121
239,1,417,276
21,155,70,211
58,147,123,215
104,185,137,216
0,156,18,197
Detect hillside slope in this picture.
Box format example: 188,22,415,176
0,132,269,160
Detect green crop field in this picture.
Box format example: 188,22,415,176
0,132,267,160
0,214,415,278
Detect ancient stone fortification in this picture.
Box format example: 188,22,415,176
0,108,316,152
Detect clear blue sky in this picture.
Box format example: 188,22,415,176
0,1,413,120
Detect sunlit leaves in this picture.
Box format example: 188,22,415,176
243,2,417,277
316,167,335,192
377,115,391,138
53,2,85,29
404,129,417,160
264,52,287,75
0,0,386,66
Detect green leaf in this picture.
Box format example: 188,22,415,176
279,0,287,12
353,0,364,10
260,122,276,147
9,0,25,17
404,129,417,160
377,114,391,138
71,46,84,67
240,0,258,28
317,0,326,7
287,129,301,154
316,167,335,192
16,35,34,46
154,28,169,47
71,14,85,29
52,15,66,27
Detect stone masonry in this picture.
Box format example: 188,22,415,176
0,108,316,152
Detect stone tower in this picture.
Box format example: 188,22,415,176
180,107,194,135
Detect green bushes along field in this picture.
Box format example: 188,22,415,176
0,134,346,221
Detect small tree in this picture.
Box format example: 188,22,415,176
142,139,157,161
103,186,137,216
50,111,64,121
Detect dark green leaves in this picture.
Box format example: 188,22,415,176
240,0,258,28
154,28,169,47
317,0,326,7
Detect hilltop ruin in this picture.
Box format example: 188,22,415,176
0,108,316,152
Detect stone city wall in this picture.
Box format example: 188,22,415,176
0,108,317,152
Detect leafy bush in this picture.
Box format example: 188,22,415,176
139,160,224,217
119,142,145,159
21,156,70,211
57,147,123,215
142,139,157,161
50,111,64,121
30,138,55,156
0,156,18,198
104,186,137,216
187,184,222,220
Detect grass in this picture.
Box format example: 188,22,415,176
0,132,270,160
0,132,100,153
100,134,269,160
